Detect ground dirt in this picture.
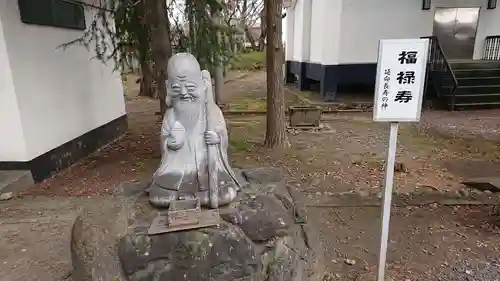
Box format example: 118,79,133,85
0,197,96,281
316,205,500,281
3,70,500,280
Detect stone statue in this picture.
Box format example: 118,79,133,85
148,53,240,209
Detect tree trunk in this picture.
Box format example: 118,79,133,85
259,7,267,51
146,0,172,116
264,0,286,149
241,0,256,51
138,61,155,98
186,0,195,53
244,26,257,50
213,10,223,105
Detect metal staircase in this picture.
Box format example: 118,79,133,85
424,36,500,110
442,61,500,109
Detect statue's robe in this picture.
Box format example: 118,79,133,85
149,83,238,207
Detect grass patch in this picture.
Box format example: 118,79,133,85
228,120,263,154
288,89,322,103
399,124,500,160
229,120,262,129
285,91,308,106
230,52,266,71
229,139,252,152
229,97,267,111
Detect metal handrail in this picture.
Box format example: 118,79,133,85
421,36,458,110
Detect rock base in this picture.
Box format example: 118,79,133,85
71,168,324,281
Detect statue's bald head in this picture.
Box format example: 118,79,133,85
167,53,202,81
167,53,205,105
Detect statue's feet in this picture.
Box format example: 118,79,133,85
197,184,238,208
149,185,178,208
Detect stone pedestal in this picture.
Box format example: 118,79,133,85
70,168,325,281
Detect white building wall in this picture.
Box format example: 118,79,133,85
0,0,126,161
285,6,295,60
291,0,304,61
0,12,27,161
292,0,312,62
475,7,500,59
309,0,325,63
321,0,343,65
339,0,499,64
339,0,432,64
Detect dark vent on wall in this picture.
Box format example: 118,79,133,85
488,0,497,9
422,0,431,10
18,0,86,30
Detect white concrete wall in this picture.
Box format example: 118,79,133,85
0,0,126,161
339,0,500,64
309,0,325,63
0,10,27,161
340,0,432,63
291,0,303,61
285,6,295,60
292,0,312,62
288,0,500,65
321,0,342,65
475,7,500,59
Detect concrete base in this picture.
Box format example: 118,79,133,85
0,115,128,182
0,170,34,195
286,60,377,101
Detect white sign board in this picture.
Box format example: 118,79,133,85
373,39,429,122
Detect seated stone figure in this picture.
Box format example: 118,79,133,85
148,53,240,208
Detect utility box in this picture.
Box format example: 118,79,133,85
288,106,322,127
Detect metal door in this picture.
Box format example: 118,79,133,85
433,8,480,59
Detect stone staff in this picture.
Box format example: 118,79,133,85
202,70,218,208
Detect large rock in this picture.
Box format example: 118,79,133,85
71,168,324,281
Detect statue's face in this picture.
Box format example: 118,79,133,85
167,53,205,107
169,75,202,103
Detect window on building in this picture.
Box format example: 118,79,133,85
18,0,86,30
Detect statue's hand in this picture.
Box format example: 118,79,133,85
205,130,220,145
166,137,183,150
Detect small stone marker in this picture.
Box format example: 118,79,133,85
168,199,200,226
148,198,220,235
288,106,322,127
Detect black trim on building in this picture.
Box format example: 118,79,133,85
422,0,431,10
488,0,497,9
0,115,128,182
285,60,377,101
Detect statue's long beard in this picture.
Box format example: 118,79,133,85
173,101,205,133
